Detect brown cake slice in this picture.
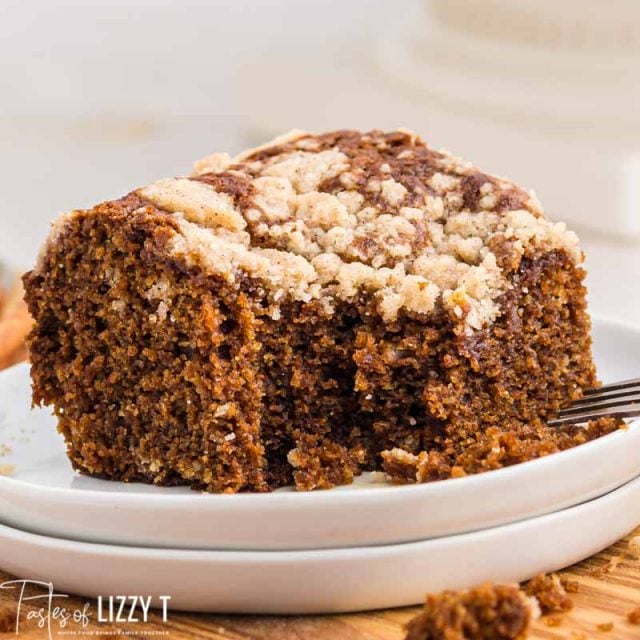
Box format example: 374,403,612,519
24,129,618,492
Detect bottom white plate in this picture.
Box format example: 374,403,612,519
2,473,640,614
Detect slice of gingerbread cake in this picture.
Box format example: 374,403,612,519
23,129,618,492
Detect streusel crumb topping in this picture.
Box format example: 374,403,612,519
51,129,582,330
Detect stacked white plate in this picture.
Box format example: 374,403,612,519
1,317,639,614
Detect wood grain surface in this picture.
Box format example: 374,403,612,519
2,527,640,639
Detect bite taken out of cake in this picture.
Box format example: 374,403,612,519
23,129,619,493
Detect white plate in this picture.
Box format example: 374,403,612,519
2,473,640,614
1,317,639,551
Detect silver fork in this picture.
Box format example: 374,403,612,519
548,378,640,426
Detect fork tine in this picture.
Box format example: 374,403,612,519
557,393,640,416
583,378,640,395
571,387,640,405
548,404,640,426
548,377,640,427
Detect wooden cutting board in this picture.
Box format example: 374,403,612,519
2,527,640,639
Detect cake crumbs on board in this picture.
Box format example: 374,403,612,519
0,464,15,476
543,613,564,627
524,573,574,613
404,572,585,639
628,536,640,557
591,555,622,577
404,582,535,640
560,577,580,594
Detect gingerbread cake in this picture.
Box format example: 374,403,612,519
24,129,618,492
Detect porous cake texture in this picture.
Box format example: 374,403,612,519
405,583,537,640
24,129,617,492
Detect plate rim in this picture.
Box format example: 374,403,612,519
1,469,640,558
2,473,638,614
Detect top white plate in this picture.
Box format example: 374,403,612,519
0,316,639,551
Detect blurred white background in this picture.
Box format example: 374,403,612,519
0,0,399,266
1,0,639,321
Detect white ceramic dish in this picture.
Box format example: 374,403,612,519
1,317,639,551
1,473,640,614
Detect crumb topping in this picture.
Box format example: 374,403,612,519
140,177,247,232
50,129,582,330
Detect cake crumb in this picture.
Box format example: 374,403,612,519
0,444,10,457
524,573,574,614
0,464,15,476
405,583,535,640
287,434,365,491
543,613,564,627
596,622,613,632
560,577,579,594
592,555,622,577
627,607,640,624
628,536,640,557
